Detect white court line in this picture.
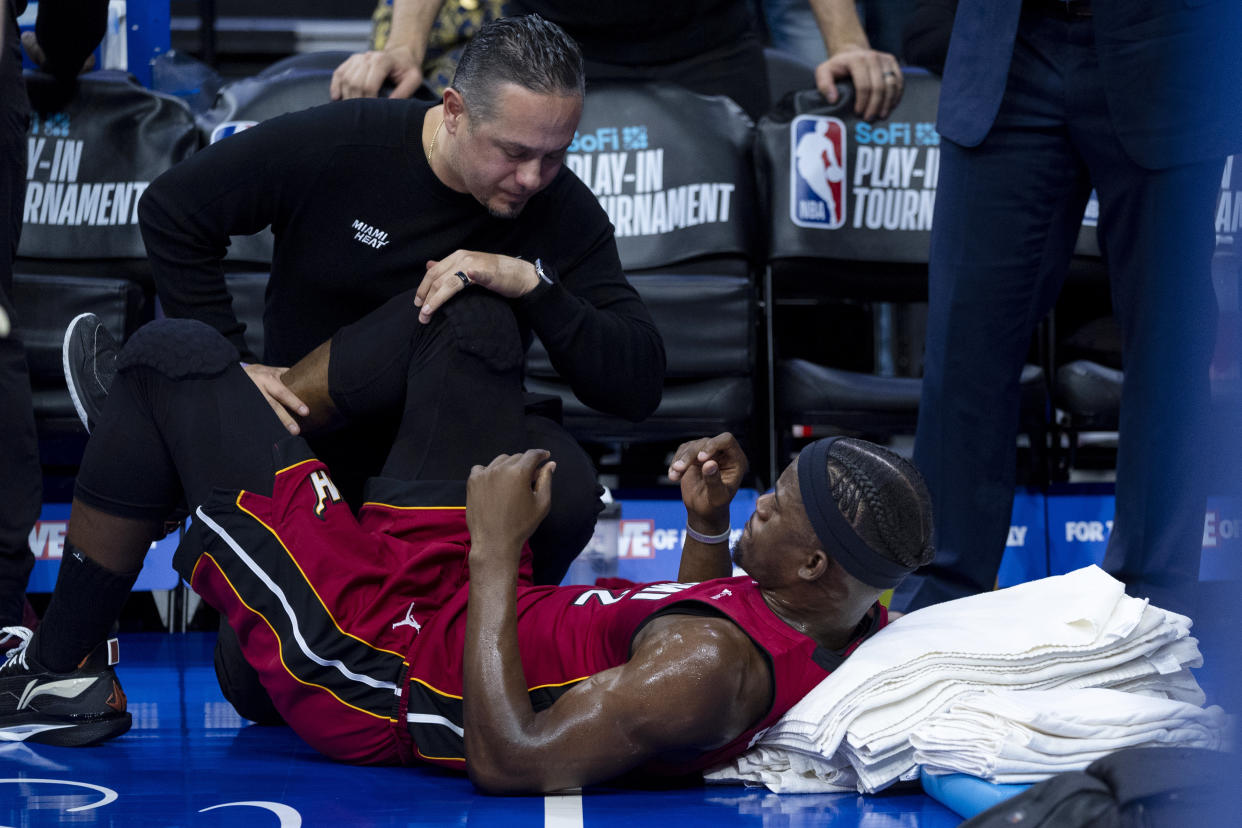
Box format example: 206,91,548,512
544,791,584,828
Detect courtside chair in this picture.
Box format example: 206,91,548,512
14,70,198,476
523,81,768,486
756,73,1049,483
1054,247,1242,482
763,47,817,110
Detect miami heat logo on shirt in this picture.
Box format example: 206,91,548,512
790,115,847,229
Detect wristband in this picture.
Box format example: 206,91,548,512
685,524,732,545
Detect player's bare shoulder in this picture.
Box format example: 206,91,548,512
628,614,773,746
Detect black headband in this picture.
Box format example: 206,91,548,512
797,437,915,590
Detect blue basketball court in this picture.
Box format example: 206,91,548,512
1,634,966,827
8,487,1239,827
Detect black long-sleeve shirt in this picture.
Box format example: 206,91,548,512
10,0,108,82
510,1,754,66
4,0,108,126
139,99,664,422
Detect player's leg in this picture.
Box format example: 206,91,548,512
522,414,604,585
1,317,285,743
208,290,534,725
327,287,530,477
195,291,536,756
347,289,602,583
287,288,601,581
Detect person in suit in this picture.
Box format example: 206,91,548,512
892,0,1242,619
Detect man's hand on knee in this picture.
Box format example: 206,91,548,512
415,251,541,323
243,363,310,435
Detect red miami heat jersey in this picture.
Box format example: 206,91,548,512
187,440,886,776
400,575,886,774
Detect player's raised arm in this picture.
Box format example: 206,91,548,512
461,449,769,793
668,433,748,582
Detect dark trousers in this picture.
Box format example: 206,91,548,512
894,11,1222,618
0,8,40,626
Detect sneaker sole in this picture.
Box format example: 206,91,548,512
1,712,132,747
62,312,97,433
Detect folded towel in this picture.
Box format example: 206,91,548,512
911,688,1230,782
705,567,1220,794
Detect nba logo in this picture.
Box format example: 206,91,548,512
790,115,847,229
210,121,259,145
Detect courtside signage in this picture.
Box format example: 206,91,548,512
790,115,847,229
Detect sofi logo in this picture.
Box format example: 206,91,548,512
790,115,847,229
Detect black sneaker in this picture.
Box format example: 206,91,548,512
62,312,119,433
0,627,132,746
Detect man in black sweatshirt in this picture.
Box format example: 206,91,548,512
138,15,665,590
139,16,663,724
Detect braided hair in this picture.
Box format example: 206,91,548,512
825,439,935,570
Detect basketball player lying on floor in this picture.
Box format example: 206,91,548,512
0,288,934,793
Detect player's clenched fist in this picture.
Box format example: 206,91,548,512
467,450,556,558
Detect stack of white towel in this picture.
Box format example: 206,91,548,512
705,566,1232,794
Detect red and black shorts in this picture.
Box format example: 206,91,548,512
179,437,486,766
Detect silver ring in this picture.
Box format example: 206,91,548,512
884,70,898,83
455,270,471,288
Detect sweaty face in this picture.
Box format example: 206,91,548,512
732,457,818,586
455,83,581,218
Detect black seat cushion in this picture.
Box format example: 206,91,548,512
778,359,1047,430
1056,359,1122,427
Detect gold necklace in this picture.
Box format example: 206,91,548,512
426,118,443,164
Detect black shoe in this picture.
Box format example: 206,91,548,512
62,312,120,433
0,627,132,746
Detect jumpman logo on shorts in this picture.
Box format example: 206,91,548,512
392,602,421,633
